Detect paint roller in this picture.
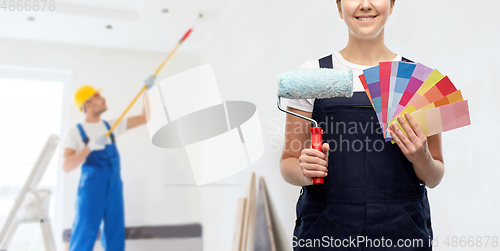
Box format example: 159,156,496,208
277,68,354,185
104,14,203,137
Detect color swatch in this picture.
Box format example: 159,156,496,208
363,66,383,137
390,100,471,139
393,63,434,117
388,75,457,132
360,61,471,141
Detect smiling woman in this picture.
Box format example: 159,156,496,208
280,0,443,250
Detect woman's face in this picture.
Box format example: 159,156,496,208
338,0,394,40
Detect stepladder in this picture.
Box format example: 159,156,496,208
0,134,59,251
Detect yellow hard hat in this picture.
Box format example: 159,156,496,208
74,85,102,112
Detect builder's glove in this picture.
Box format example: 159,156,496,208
87,135,107,151
144,75,156,90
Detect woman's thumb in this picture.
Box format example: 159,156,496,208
322,143,330,156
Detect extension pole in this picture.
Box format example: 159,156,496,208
105,14,202,137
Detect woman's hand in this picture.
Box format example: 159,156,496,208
389,113,433,166
298,143,330,185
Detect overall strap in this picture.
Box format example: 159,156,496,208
102,120,115,142
401,56,414,63
320,54,414,66
319,54,333,69
76,123,89,145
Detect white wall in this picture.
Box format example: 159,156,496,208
0,0,499,250
0,37,207,249
194,0,500,250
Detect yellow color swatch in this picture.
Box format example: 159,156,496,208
416,70,445,96
390,111,428,144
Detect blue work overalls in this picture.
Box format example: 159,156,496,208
293,55,433,250
69,121,125,251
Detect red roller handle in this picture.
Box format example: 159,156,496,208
310,127,324,185
180,29,193,42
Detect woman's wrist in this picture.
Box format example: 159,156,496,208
280,157,312,186
298,173,312,186
411,153,445,188
412,152,434,169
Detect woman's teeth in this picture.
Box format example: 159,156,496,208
358,16,375,21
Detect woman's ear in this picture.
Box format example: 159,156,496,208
390,0,395,15
337,2,343,19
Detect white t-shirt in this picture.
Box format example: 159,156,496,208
63,119,128,152
286,52,402,112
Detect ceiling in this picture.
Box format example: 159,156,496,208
0,0,230,52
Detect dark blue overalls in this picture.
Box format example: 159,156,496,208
293,55,433,250
69,121,125,251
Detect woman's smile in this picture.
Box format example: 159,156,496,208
355,15,378,22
